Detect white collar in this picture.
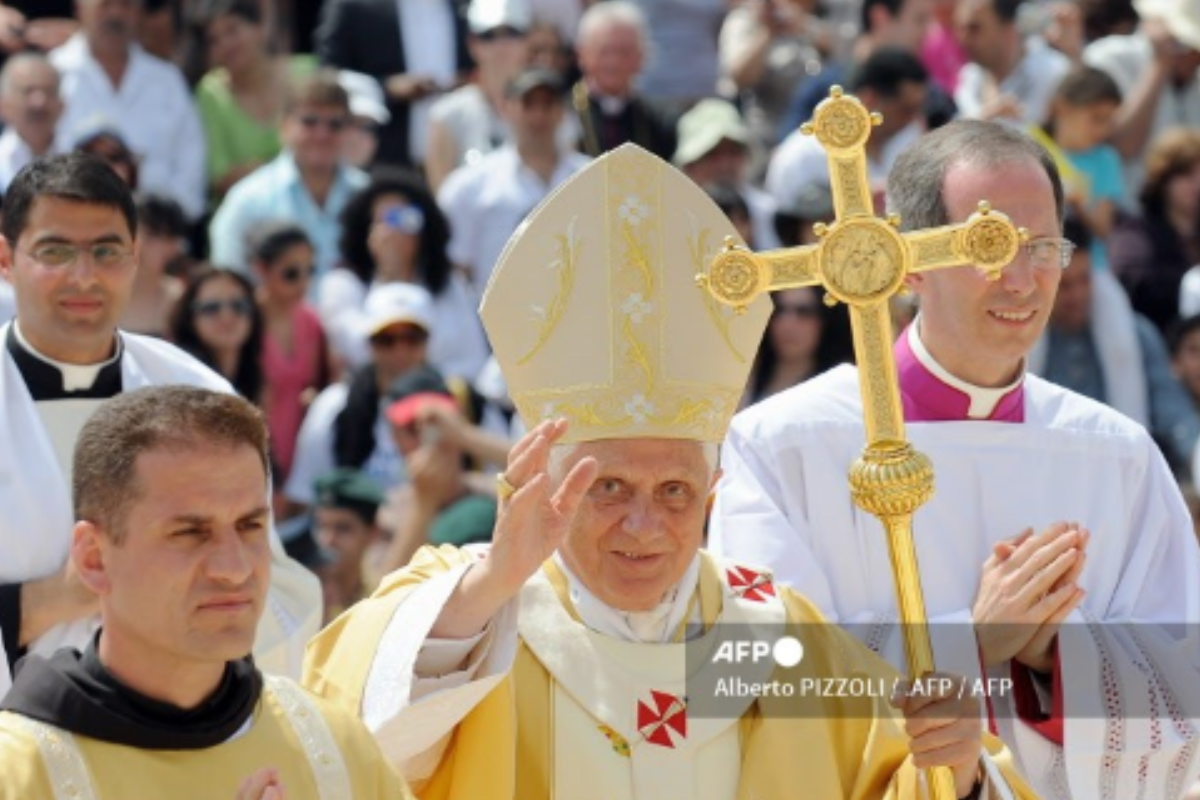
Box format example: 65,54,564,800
909,318,1023,419
552,551,702,643
14,321,121,392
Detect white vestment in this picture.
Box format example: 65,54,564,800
710,365,1200,800
0,323,321,683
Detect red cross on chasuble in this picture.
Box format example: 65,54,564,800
726,567,775,603
637,690,687,748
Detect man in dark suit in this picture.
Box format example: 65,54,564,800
571,0,676,160
316,0,472,168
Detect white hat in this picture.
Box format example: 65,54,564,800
467,0,531,34
672,99,751,168
1135,0,1200,51
361,283,434,338
338,70,391,125
480,144,771,444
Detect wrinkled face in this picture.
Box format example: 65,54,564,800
191,273,253,353
769,287,824,362
506,87,564,148
282,102,349,172
684,138,748,186
907,157,1061,387
205,12,265,74
556,439,717,612
1049,248,1092,333
1053,100,1118,151
0,59,62,145
955,0,1009,70
1173,327,1200,402
90,443,271,671
315,506,377,585
577,21,643,97
257,241,314,307
79,0,140,49
0,197,138,363
887,0,934,52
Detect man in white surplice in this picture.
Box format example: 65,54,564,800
710,119,1200,799
0,153,321,695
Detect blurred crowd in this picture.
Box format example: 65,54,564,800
0,0,1198,611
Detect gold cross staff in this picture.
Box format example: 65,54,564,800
697,87,1028,800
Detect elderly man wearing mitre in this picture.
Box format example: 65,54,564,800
302,144,1037,800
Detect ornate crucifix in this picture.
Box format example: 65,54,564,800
697,87,1027,800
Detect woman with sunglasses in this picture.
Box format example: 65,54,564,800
323,169,489,381
744,286,853,406
250,220,331,481
171,266,265,403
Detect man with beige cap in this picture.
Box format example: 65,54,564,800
303,144,1037,799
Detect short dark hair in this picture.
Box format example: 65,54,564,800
1168,314,1200,358
246,219,312,265
3,152,138,244
992,0,1023,24
861,0,905,35
74,386,269,540
1054,65,1122,109
1061,208,1092,252
886,119,1064,233
135,192,187,238
849,47,928,97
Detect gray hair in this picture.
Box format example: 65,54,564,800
885,119,1064,232
0,52,59,99
547,440,719,482
576,0,648,53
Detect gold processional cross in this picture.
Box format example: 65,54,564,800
697,87,1027,800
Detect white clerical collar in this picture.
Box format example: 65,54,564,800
552,551,701,644
592,92,629,116
13,321,121,392
908,317,1024,419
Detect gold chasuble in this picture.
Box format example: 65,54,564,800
304,546,1037,800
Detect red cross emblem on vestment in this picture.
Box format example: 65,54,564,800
636,690,687,749
726,566,775,603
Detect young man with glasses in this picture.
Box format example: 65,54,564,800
0,153,321,699
209,70,369,286
711,119,1200,799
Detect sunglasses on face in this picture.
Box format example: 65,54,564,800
476,25,526,42
279,264,316,283
370,329,428,348
382,205,425,235
193,297,253,318
297,114,348,133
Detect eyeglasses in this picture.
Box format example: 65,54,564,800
382,205,425,235
370,329,427,348
774,303,821,319
279,264,316,283
193,298,253,318
20,241,132,268
476,25,526,42
1020,237,1077,271
297,114,348,133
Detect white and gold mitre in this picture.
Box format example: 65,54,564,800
479,144,771,444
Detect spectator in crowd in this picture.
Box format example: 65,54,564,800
1169,313,1200,413
172,266,265,403
744,286,853,407
1079,0,1139,42
1033,213,1200,473
921,0,968,94
377,366,498,573
719,0,835,152
626,0,726,109
338,69,391,169
704,181,756,247
779,0,937,135
424,0,535,192
1035,65,1124,271
527,18,573,73
73,123,138,188
209,70,368,280
1084,0,1200,202
312,467,385,623
772,179,834,246
0,3,76,55
316,0,471,168
250,221,330,483
50,0,206,221
322,169,489,381
676,99,781,249
193,0,317,204
0,53,62,193
769,47,928,209
954,0,1070,126
120,193,187,338
439,68,589,297
285,283,437,513
1111,127,1200,332
571,1,676,160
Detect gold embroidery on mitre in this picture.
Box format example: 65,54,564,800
480,144,771,443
